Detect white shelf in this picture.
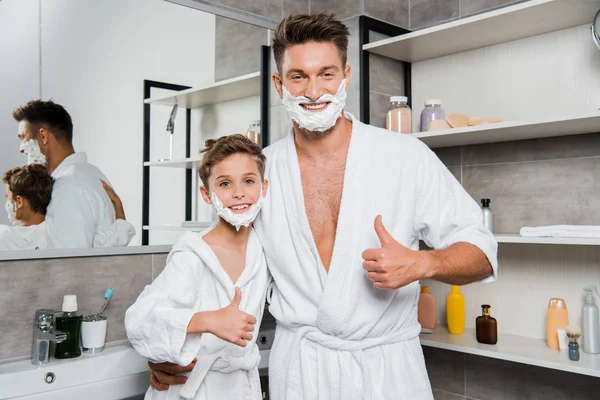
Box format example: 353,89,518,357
409,113,600,148
495,234,600,246
144,158,203,169
144,72,261,108
143,224,211,232
364,0,600,62
420,327,600,378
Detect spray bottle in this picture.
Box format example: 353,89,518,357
583,286,600,354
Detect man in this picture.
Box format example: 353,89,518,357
1,164,53,250
149,14,497,399
13,99,135,248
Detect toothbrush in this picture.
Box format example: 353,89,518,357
97,288,114,316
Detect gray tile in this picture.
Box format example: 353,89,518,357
364,0,409,28
465,354,600,400
152,253,169,280
215,16,267,81
310,0,361,20
448,166,462,184
434,147,461,168
369,31,391,43
0,255,152,361
204,0,282,21
423,347,466,395
411,0,459,30
433,390,466,400
462,133,600,166
370,53,406,96
460,0,526,18
463,157,600,234
283,0,309,16
370,91,392,129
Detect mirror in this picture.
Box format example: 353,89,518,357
593,10,600,51
0,0,270,256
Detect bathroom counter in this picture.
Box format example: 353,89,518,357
420,327,600,378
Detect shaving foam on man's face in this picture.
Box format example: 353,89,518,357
18,121,47,165
204,153,266,231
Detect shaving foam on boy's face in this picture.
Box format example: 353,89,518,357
203,153,266,231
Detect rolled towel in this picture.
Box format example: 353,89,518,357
520,225,600,238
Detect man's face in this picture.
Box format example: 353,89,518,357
273,41,351,108
17,121,35,153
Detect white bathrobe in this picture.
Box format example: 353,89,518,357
125,227,270,400
253,113,498,400
47,152,135,248
0,222,48,250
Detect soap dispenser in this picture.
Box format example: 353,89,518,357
583,286,600,354
54,295,83,359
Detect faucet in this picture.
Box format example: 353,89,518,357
32,309,66,365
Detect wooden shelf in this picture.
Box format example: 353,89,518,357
144,72,260,108
364,0,600,62
496,234,600,246
409,113,600,148
144,158,202,169
420,327,600,378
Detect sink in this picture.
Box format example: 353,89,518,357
0,345,149,399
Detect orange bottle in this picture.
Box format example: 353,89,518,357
418,286,437,331
446,285,465,334
546,298,569,350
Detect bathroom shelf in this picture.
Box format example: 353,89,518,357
142,224,211,232
144,72,261,108
420,327,600,378
144,158,203,169
363,0,600,63
495,234,600,246
409,113,600,148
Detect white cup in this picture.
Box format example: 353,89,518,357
81,315,108,355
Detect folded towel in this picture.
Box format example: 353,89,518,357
520,225,600,238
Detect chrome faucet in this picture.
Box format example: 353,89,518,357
32,309,66,365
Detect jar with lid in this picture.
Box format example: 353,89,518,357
385,96,411,134
246,120,261,147
420,99,445,132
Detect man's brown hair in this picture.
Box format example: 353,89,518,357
3,164,54,215
272,13,350,72
198,134,266,189
12,99,74,144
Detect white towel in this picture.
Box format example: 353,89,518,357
253,112,498,399
520,225,600,238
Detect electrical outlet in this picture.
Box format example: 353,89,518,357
257,328,275,350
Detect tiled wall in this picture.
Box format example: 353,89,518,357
0,253,166,363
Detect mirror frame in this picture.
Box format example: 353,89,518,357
0,245,173,262
593,10,600,50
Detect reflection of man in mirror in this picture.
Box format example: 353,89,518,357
1,164,53,250
12,100,135,248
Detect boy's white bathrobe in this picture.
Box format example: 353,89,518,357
125,227,270,400
253,113,498,400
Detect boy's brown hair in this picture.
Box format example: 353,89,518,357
3,164,54,215
198,134,265,189
272,13,350,72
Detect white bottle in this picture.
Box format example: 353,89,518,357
481,199,493,233
583,286,600,354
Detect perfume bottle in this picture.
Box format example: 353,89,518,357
476,304,498,345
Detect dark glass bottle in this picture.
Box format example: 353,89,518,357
54,295,82,359
476,304,498,345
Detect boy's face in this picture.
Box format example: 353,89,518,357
5,185,24,221
200,153,268,212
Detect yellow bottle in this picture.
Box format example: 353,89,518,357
447,285,465,334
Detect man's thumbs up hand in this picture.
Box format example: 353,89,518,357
361,215,426,290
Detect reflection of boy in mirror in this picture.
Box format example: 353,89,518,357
12,99,135,248
1,165,132,250
1,165,53,250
